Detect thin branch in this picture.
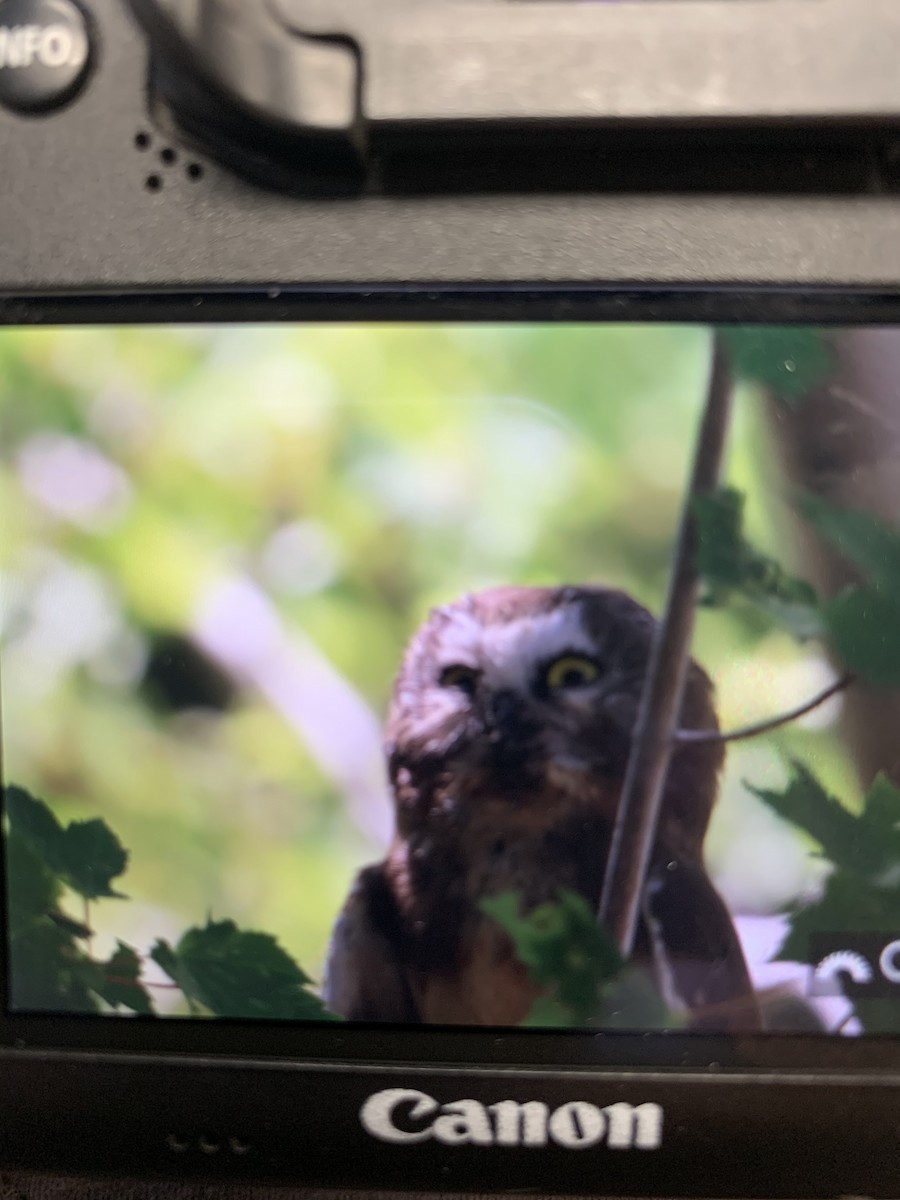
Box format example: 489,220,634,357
675,673,854,746
598,332,734,958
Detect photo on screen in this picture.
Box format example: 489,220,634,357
1,323,897,1035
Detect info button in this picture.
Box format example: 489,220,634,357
0,0,92,114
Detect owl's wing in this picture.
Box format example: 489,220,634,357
645,859,761,1032
323,864,420,1023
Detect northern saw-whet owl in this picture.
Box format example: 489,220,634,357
324,585,759,1031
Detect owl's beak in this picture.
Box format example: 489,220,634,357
488,688,527,731
482,688,539,777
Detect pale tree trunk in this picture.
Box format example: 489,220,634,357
763,328,900,790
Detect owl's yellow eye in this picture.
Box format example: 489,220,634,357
439,664,480,696
544,654,600,691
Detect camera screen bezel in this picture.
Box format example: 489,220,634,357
1,284,899,1083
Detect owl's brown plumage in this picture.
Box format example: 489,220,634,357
324,585,759,1030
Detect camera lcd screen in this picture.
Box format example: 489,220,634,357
1,322,897,1040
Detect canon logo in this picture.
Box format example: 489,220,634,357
360,1088,663,1150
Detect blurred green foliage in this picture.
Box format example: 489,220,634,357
694,487,823,641
697,483,900,688
801,494,900,687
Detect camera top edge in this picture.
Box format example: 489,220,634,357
3,0,900,291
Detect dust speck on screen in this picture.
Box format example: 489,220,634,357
1,323,897,1038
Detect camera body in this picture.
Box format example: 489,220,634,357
1,0,900,302
1,3,900,1198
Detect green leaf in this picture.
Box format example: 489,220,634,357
861,774,900,848
7,918,99,1014
795,495,900,686
151,920,340,1022
481,890,626,1026
96,942,155,1016
801,494,900,592
5,829,62,934
693,489,900,683
721,327,835,402
4,786,66,873
693,488,824,640
748,763,892,877
149,939,180,980
150,938,201,1008
756,766,900,1033
49,911,93,939
776,871,900,965
58,819,129,900
823,586,900,687
749,591,826,643
521,996,573,1028
479,892,524,943
4,787,129,900
3,799,108,1014
692,486,746,594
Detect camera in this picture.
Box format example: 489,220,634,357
0,2,899,1197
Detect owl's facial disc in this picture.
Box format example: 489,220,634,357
388,588,664,815
424,607,622,789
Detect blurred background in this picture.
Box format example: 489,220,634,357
0,324,857,1017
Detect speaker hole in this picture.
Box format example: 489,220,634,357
187,162,204,181
145,174,163,192
198,1136,221,1155
135,131,151,150
160,146,177,165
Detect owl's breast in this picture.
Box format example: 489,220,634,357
410,916,540,1026
460,782,619,906
392,780,621,1024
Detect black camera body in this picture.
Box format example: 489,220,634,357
1,3,899,1197
2,0,900,304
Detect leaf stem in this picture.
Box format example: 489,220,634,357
103,975,181,991
598,332,734,957
675,673,854,746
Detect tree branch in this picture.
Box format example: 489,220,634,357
598,332,734,957
675,673,854,746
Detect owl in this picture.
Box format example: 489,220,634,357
324,585,759,1031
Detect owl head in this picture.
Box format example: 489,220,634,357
386,585,723,853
